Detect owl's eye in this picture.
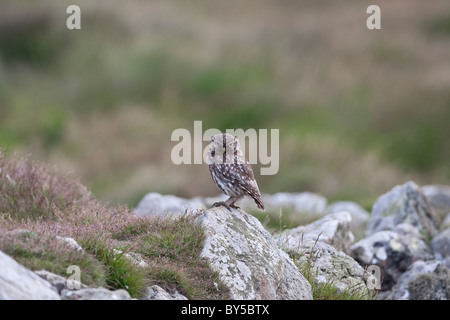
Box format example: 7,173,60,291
211,149,215,157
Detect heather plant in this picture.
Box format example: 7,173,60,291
0,149,229,299
0,150,91,221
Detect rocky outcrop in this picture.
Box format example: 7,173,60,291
3,181,450,300
145,285,188,300
422,185,450,224
292,239,370,296
351,223,434,291
275,211,354,253
367,181,439,239
35,269,86,294
61,287,132,300
432,228,450,266
197,206,312,300
0,250,60,300
326,201,369,223
385,260,450,300
325,201,370,238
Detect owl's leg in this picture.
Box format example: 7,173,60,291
213,201,231,211
213,196,239,211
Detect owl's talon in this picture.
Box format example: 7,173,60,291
212,201,231,211
230,204,240,209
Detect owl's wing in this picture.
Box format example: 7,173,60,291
235,163,265,211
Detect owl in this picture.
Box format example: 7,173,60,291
208,133,265,211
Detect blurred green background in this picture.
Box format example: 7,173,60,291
1,0,449,209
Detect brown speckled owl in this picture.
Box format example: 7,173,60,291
208,133,265,211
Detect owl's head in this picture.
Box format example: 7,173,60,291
209,133,244,165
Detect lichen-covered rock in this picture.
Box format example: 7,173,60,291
144,285,188,300
367,181,439,239
432,228,450,261
135,192,205,217
275,211,354,253
35,270,86,294
197,207,312,300
422,185,450,224
0,250,60,300
61,287,132,300
351,223,434,290
386,260,450,300
293,239,371,295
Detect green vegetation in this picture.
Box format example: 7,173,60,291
291,247,378,300
0,1,449,207
0,150,229,299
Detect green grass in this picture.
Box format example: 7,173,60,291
0,230,107,287
80,238,147,298
292,248,377,300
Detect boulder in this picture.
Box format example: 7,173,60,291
275,211,354,253
432,228,450,261
262,192,328,217
367,181,439,239
0,250,60,300
56,236,84,253
135,192,205,217
351,223,434,290
326,201,370,225
197,206,312,300
292,239,371,296
61,287,132,300
442,213,450,230
422,185,450,224
35,270,86,294
144,285,188,300
386,260,450,300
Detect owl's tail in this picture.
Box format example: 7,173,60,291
242,185,265,211
253,196,265,211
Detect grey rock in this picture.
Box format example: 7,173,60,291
351,223,434,290
422,185,450,223
145,285,188,300
197,207,312,300
275,211,354,253
432,228,450,260
386,260,450,300
367,181,439,239
293,239,371,296
0,250,60,300
442,213,450,230
135,192,206,217
113,249,148,268
56,236,84,253
262,192,328,217
326,201,370,225
61,287,132,300
35,270,86,294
